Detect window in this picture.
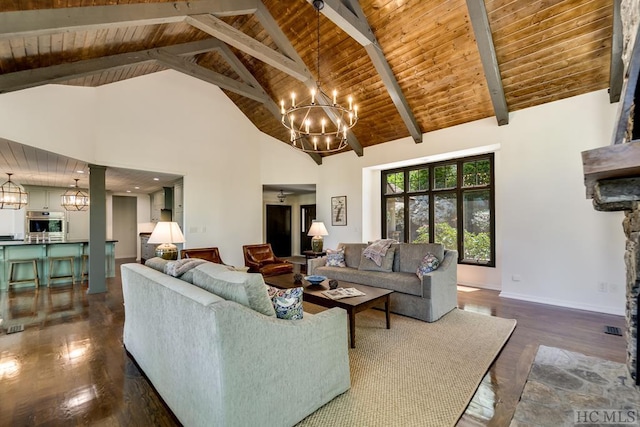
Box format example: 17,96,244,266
381,154,495,266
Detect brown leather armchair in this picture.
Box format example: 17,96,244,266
242,243,293,276
181,247,226,265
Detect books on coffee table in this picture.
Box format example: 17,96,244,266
322,287,366,300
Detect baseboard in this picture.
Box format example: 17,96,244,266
457,280,501,291
499,291,624,316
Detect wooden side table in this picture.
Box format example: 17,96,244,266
302,250,326,259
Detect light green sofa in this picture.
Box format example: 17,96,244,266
121,262,350,427
309,243,458,322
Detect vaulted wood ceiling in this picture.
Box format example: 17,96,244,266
0,0,617,165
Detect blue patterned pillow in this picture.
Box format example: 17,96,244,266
416,253,440,279
266,286,304,320
326,249,346,267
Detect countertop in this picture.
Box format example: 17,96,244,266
0,239,117,247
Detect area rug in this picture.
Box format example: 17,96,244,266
297,308,517,427
510,345,640,426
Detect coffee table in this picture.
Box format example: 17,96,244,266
265,273,392,348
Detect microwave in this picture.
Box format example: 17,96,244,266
26,211,66,241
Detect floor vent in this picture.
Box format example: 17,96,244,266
604,326,623,336
7,324,24,334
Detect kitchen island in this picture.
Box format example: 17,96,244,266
0,240,117,290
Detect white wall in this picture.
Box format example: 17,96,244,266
312,90,625,315
0,70,268,267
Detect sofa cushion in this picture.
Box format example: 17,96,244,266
267,286,304,320
399,243,445,273
416,253,440,279
315,266,422,297
338,243,368,268
326,249,346,267
358,247,395,272
192,263,276,317
145,257,170,273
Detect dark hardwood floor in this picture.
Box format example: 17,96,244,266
0,260,626,426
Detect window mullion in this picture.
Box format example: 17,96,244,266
456,160,464,263
404,170,410,243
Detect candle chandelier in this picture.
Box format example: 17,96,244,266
280,0,359,153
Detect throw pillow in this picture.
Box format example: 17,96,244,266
416,253,440,279
358,247,396,272
266,286,304,320
326,249,346,267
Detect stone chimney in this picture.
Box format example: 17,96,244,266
583,0,640,383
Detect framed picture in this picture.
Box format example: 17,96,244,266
331,196,347,226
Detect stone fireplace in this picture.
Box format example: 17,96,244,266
582,0,640,383
591,192,640,382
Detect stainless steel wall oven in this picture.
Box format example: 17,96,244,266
26,211,66,241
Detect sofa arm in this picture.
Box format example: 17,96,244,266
421,250,458,321
308,256,327,275
214,303,350,426
273,256,292,265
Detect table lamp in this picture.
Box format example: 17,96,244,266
307,220,328,253
148,221,185,260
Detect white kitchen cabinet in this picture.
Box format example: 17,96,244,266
67,210,89,240
25,186,64,211
173,182,183,230
150,190,164,222
173,183,183,211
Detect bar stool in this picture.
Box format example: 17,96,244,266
48,256,75,286
8,259,40,290
80,254,89,282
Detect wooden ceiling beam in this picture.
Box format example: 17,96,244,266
466,0,509,126
0,39,222,94
609,0,623,103
315,0,423,144
214,39,323,165
150,51,269,103
255,2,362,158
0,0,258,40
186,14,309,82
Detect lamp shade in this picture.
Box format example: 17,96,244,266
307,220,328,237
148,221,185,260
148,221,185,244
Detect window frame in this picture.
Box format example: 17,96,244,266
381,153,495,267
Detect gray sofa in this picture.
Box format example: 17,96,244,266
309,243,457,322
121,261,350,427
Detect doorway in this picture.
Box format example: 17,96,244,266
112,196,137,259
300,204,316,253
266,204,292,257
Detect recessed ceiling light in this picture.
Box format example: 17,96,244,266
77,170,84,174
134,186,140,190
126,190,131,193
153,178,159,181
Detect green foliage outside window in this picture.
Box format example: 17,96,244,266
434,164,457,189
409,168,429,192
462,159,490,187
414,222,490,262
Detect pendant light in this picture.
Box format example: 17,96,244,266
61,178,90,211
0,173,28,210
